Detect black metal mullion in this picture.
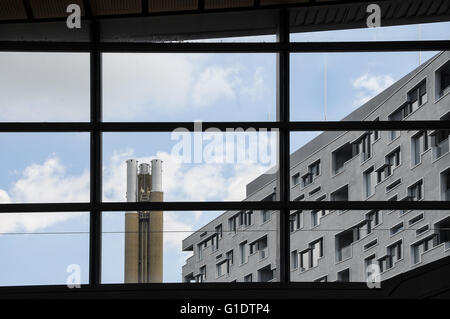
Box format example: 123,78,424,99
277,8,290,284
1,40,449,53
89,19,102,286
2,120,450,133
22,0,34,21
1,201,449,214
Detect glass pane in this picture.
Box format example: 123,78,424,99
0,133,90,203
291,21,450,42
290,51,448,121
102,53,276,122
290,210,450,283
102,131,278,202
102,211,280,283
290,131,449,201
0,52,90,122
0,212,89,286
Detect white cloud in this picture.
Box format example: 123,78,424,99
192,65,239,107
0,213,83,234
1,53,269,122
352,73,394,106
0,156,90,234
10,157,89,203
1,143,269,249
164,212,194,251
0,189,11,203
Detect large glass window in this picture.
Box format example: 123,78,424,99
1,5,449,292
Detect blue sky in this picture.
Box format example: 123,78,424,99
0,21,449,285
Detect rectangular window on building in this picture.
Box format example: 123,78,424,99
435,60,450,99
366,210,381,232
310,238,323,268
239,241,247,265
290,211,303,232
198,243,204,261
390,222,404,236
291,250,299,270
332,143,354,175
431,113,450,160
216,261,227,277
408,180,424,201
300,250,310,272
226,250,233,265
411,235,438,265
331,185,349,201
387,241,402,266
336,229,354,262
411,133,421,166
314,276,328,283
309,160,320,177
311,210,327,227
364,255,376,280
435,217,450,249
250,236,268,260
409,213,424,226
359,133,372,162
407,80,427,112
199,266,206,283
441,169,450,201
302,173,313,187
292,173,300,187
261,210,271,223
386,178,401,193
411,131,428,166
373,117,380,141
364,239,378,251
388,108,403,140
216,224,223,240
337,269,350,282
244,211,253,227
363,167,375,198
228,216,237,234
244,274,253,283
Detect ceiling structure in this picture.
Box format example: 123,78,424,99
0,0,449,42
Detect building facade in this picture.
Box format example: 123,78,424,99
182,51,450,283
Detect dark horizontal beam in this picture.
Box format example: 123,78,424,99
1,254,450,299
288,120,450,131
1,201,449,213
0,121,449,132
289,40,450,52
0,40,449,53
0,0,388,25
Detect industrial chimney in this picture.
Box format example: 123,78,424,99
124,159,164,283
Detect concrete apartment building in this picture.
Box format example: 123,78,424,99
182,51,450,283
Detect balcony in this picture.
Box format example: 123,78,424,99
433,138,449,159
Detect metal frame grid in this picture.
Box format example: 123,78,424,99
0,8,450,290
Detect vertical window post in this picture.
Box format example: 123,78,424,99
90,18,102,286
277,8,290,283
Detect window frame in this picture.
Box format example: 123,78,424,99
0,8,449,292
